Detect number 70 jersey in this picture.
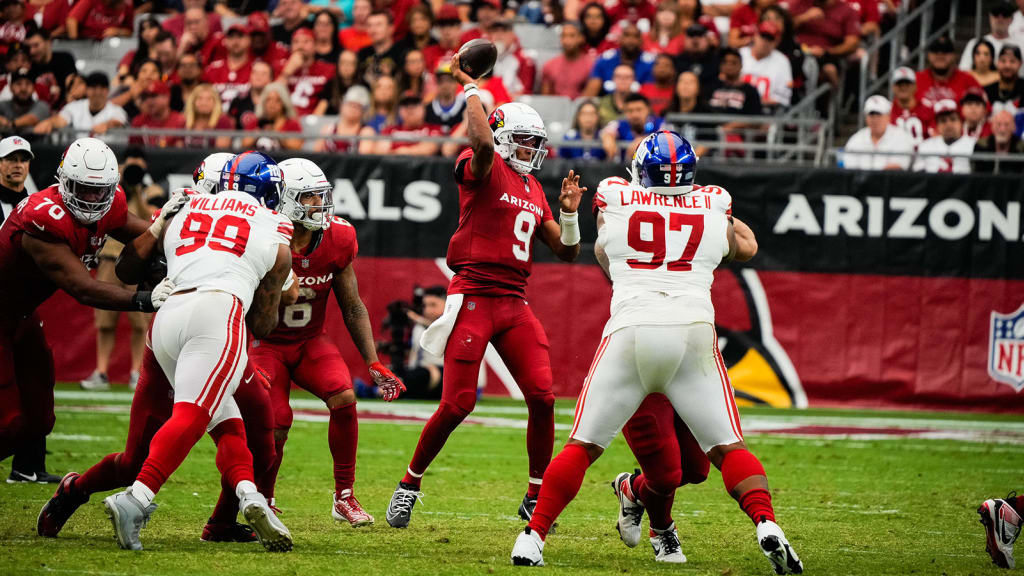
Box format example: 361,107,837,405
163,190,293,313
593,177,732,337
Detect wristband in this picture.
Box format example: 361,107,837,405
463,83,479,100
559,210,581,246
131,291,155,313
282,271,295,291
148,217,165,239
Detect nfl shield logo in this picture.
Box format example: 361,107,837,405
989,304,1024,392
302,258,310,268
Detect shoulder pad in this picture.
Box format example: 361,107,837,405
330,216,353,227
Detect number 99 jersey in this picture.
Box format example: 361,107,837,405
263,216,358,344
163,190,293,313
593,177,732,337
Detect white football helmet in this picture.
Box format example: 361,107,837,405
192,152,236,194
278,157,333,230
490,102,547,174
57,137,119,224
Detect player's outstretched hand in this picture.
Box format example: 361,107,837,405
559,170,587,213
369,362,406,402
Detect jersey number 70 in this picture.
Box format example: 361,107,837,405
626,210,704,271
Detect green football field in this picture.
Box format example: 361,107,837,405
1,384,1022,576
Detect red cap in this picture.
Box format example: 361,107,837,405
437,4,460,23
143,80,170,97
247,11,271,33
960,85,989,105
479,0,501,9
757,20,780,39
292,27,314,41
227,22,250,35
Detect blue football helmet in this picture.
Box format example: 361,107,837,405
628,130,697,195
218,150,283,209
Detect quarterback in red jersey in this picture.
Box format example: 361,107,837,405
0,138,170,468
250,157,404,527
386,52,585,529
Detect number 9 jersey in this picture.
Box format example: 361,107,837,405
593,177,732,337
163,190,293,313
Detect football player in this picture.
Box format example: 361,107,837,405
251,157,404,526
979,492,1022,569
510,131,803,574
386,52,585,528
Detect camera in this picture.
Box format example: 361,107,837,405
377,286,426,371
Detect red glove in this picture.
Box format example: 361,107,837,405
369,362,406,402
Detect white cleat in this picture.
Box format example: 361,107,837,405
611,471,644,548
511,527,545,567
757,520,803,574
239,492,293,552
80,371,110,391
979,496,1021,569
650,523,687,563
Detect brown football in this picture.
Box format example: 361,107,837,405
457,39,498,78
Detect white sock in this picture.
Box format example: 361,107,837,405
235,480,258,499
130,481,155,507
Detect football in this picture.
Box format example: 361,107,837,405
457,39,498,79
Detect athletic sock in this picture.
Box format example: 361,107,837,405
400,468,423,489
207,418,254,523
526,479,541,499
259,431,288,501
720,449,774,526
76,453,128,496
527,444,591,540
405,403,470,488
634,473,675,531
329,403,357,494
135,402,209,497
738,488,776,525
130,481,155,507
525,395,555,496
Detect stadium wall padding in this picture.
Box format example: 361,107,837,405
28,148,1024,413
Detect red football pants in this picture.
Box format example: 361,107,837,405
0,313,55,462
622,393,711,491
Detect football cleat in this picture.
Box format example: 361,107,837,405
9,468,61,484
129,370,140,392
518,493,537,522
612,471,645,548
103,488,156,551
511,526,545,566
757,520,803,574
200,520,258,543
80,371,110,391
37,472,89,537
386,482,423,528
979,495,1021,569
268,497,282,515
240,492,293,552
650,524,687,563
333,489,374,527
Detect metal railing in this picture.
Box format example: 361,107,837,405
828,146,1024,175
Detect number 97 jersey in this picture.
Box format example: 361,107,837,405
593,177,732,337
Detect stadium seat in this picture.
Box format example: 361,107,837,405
302,115,338,151
514,23,560,53
516,95,574,131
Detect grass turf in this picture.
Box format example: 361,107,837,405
0,385,1020,575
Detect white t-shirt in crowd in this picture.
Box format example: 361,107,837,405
914,135,977,174
843,124,916,170
739,45,793,107
59,99,128,132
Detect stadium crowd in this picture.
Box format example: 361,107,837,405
0,0,1021,172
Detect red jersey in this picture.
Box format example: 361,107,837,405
129,111,186,147
203,57,253,109
67,0,133,41
339,27,371,52
890,99,934,144
286,60,335,116
607,0,657,25
915,69,981,110
423,44,457,73
446,149,555,297
264,216,358,343
0,185,128,318
639,82,674,115
252,41,290,75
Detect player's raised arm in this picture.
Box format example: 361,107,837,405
247,243,293,338
451,52,494,181
540,169,585,262
728,217,758,262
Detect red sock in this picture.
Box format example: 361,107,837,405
135,403,209,495
405,403,470,488
527,444,591,540
210,418,254,491
525,394,554,498
329,403,357,493
526,481,541,499
738,488,775,525
634,473,675,531
209,477,239,525
720,449,774,526
76,453,131,496
259,431,287,500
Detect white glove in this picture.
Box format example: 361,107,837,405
149,189,190,238
282,270,296,292
150,277,176,310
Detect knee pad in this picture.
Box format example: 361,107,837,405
524,392,554,414
273,403,294,431
439,399,473,423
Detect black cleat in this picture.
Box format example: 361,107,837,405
37,472,89,537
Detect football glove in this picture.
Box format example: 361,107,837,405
149,277,176,310
149,189,190,238
369,362,405,402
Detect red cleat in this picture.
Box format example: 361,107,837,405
37,472,88,537
333,489,374,527
200,520,258,543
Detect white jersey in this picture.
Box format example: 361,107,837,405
913,135,976,174
163,190,293,312
594,177,731,337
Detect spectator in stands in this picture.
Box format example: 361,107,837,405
677,0,705,31
0,136,31,224
183,84,233,148
489,19,535,97
374,91,442,156
560,98,605,160
317,84,376,153
664,71,708,154
395,4,435,55
306,0,346,20
842,95,915,171
129,81,186,148
973,108,1024,173
739,20,792,111
987,44,1024,107
273,0,311,46
357,10,406,81
229,59,272,128
163,0,222,41
640,54,676,115
705,47,762,122
398,49,435,101
0,69,48,135
584,23,654,96
601,93,662,160
961,88,992,139
179,7,224,65
788,0,858,89
424,64,464,134
597,63,635,126
729,0,774,48
63,73,85,103
761,5,806,101
151,32,179,79
890,66,934,144
170,53,202,112
241,82,303,151
203,23,254,111
316,50,363,114
33,71,126,138
607,0,656,26
459,0,501,45
579,2,615,56
847,0,881,38
644,1,685,55
66,0,132,39
113,58,160,119
674,23,719,87
1010,0,1024,40
312,11,343,63
25,29,74,108
340,0,372,53
368,72,397,131
249,12,290,74
281,28,335,116
540,23,594,99
960,1,1019,74
117,17,162,87
966,40,999,88
915,99,975,174
0,0,35,48
423,4,460,71
916,35,982,109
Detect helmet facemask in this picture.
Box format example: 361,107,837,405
58,172,117,224
282,184,333,230
499,131,548,174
